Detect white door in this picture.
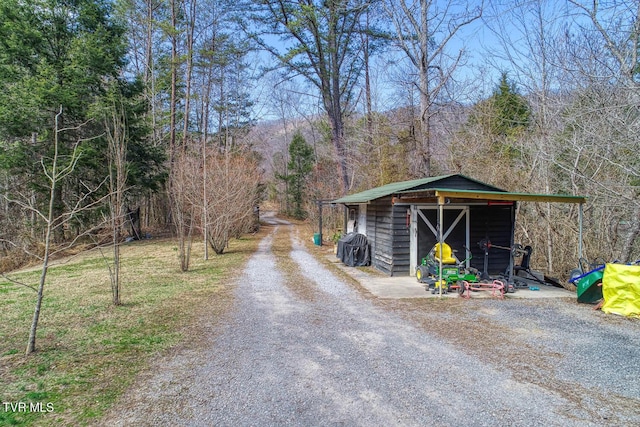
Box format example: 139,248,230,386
357,204,367,235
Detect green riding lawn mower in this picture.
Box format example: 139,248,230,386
415,243,479,294
417,240,553,295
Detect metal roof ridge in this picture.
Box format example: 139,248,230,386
331,174,457,204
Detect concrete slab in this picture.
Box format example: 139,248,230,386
327,255,576,300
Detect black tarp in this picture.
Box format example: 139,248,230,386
336,232,370,267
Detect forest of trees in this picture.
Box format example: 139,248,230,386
1,0,639,286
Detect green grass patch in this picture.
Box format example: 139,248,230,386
0,230,264,426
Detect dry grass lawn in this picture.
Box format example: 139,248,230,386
0,229,264,426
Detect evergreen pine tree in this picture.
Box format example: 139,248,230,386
286,131,314,220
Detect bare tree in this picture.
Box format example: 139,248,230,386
104,100,128,305
246,0,370,195
205,150,262,254
168,0,180,169
169,153,196,271
482,0,568,272
564,0,640,262
167,145,261,259
384,0,483,176
1,108,108,354
465,1,640,271
119,0,169,230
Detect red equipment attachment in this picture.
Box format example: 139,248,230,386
461,279,505,299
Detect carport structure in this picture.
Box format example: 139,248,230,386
332,174,586,278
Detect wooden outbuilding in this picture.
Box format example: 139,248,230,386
331,174,586,277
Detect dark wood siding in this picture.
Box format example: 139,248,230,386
345,176,515,277
391,205,411,276
469,205,515,275
366,197,394,275
366,203,514,277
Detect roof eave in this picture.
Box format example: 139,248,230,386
432,189,587,204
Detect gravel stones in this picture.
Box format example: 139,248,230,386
99,223,640,426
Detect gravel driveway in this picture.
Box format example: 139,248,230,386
99,220,640,426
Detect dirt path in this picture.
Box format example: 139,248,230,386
99,220,640,426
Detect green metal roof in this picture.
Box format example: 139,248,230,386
331,174,457,204
332,175,586,205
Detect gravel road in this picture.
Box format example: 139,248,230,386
99,219,640,426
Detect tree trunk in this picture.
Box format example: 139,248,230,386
620,206,640,262
107,103,127,305
27,108,63,354
326,1,350,195
182,0,196,153
363,10,373,153
418,0,431,176
112,218,121,305
27,266,47,354
419,87,432,177
330,116,350,195
169,0,178,169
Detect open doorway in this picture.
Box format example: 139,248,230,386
415,206,470,268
